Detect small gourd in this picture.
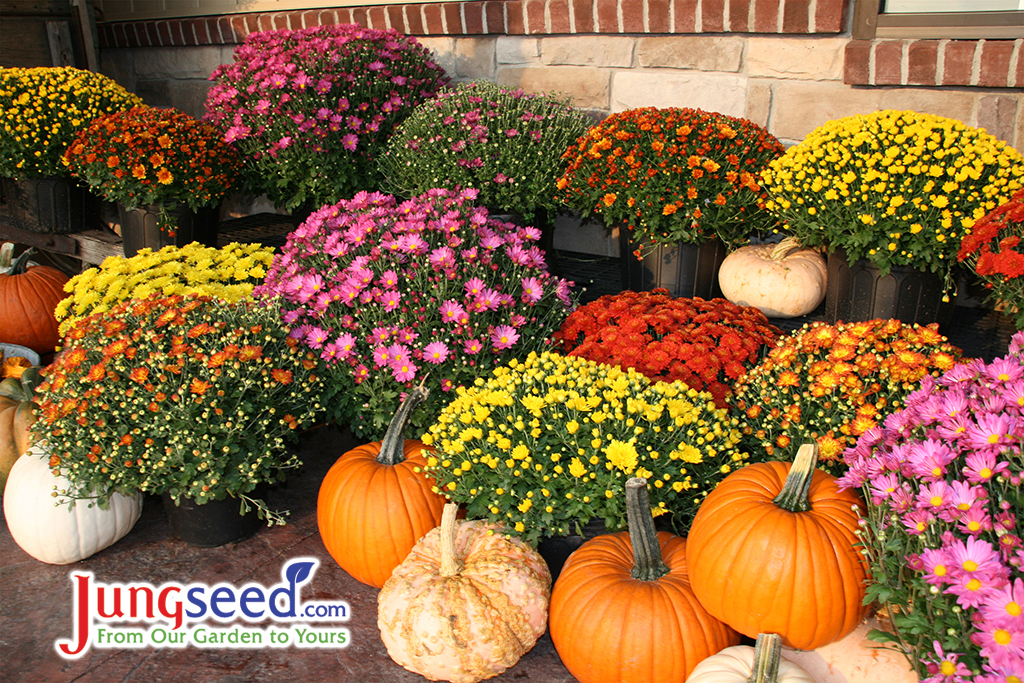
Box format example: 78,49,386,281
687,633,817,683
718,237,827,318
0,367,42,495
377,502,551,683
4,444,143,564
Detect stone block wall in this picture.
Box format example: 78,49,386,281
96,0,1023,256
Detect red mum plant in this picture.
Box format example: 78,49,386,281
958,187,1024,330
553,289,780,407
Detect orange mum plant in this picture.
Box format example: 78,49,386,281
554,290,780,408
556,107,785,252
34,294,326,522
731,319,963,474
958,187,1024,329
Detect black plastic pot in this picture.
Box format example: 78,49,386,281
118,201,219,257
620,230,727,299
162,487,265,548
536,518,611,582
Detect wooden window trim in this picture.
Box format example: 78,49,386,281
853,0,1024,40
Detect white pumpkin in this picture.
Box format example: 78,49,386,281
3,444,143,564
718,237,827,318
687,634,817,683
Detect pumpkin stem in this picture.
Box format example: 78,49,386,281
772,443,818,512
626,477,670,581
377,384,430,466
438,502,463,577
746,633,783,683
768,236,804,261
0,242,13,269
8,247,36,276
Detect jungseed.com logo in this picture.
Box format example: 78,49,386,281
57,558,350,658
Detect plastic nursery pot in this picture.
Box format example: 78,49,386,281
162,485,266,548
620,229,728,299
118,202,220,257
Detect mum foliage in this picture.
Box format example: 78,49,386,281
422,351,750,546
958,188,1024,330
204,24,449,211
36,295,327,523
0,66,142,178
255,188,575,439
62,107,241,224
840,332,1024,682
557,107,785,251
554,289,779,407
379,80,592,221
732,319,962,474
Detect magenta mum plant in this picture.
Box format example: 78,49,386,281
840,332,1024,682
255,187,576,439
204,24,449,212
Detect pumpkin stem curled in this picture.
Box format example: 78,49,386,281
438,502,463,577
768,236,805,261
772,443,818,512
747,633,783,683
8,247,36,276
377,384,430,466
625,477,670,581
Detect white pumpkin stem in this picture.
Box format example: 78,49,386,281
772,443,818,513
0,242,13,269
747,633,783,683
625,477,670,581
438,502,463,577
377,383,429,466
768,237,805,261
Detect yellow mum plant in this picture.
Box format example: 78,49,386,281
0,67,142,178
421,351,750,546
54,242,274,335
762,110,1024,289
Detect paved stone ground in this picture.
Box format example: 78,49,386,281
0,425,579,683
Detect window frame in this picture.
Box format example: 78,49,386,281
852,0,1024,40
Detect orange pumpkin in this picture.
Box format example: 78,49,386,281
0,248,69,355
549,478,740,683
317,386,447,588
686,443,868,651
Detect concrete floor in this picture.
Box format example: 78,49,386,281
0,425,579,683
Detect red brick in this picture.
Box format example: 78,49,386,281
191,19,211,45
462,2,483,33
622,0,644,31
156,21,172,46
648,0,671,32
874,40,903,85
843,40,871,85
506,1,525,33
907,40,938,86
485,1,506,32
350,8,369,28
256,14,274,32
753,0,779,32
781,0,810,33
1018,45,1024,88
596,0,618,32
703,0,725,32
675,0,698,33
548,0,570,33
217,17,235,43
335,9,355,25
386,5,405,32
815,0,846,33
979,40,1014,88
525,0,545,33
245,14,262,36
137,21,155,47
174,19,189,44
942,40,977,86
422,4,443,33
97,23,113,49
729,0,750,32
443,3,464,32
166,20,183,45
364,7,384,29
405,5,426,34
299,10,317,28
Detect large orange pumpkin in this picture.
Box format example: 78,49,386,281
0,247,69,355
317,386,447,588
686,443,868,651
549,478,740,683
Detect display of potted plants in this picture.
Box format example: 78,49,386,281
203,24,449,218
420,350,751,552
957,187,1024,330
553,289,780,408
730,318,962,474
838,330,1024,681
0,66,142,234
62,106,242,257
761,109,1024,326
556,107,785,298
254,187,576,440
34,294,328,546
378,80,593,268
53,241,274,336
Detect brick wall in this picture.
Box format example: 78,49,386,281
94,1,1023,256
